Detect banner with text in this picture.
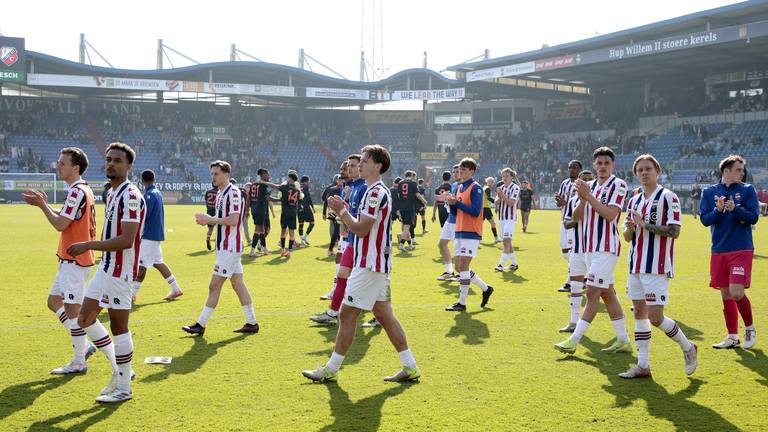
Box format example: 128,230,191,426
0,37,26,83
305,87,371,100
391,88,465,101
28,74,183,91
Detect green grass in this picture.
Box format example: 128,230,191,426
0,205,766,431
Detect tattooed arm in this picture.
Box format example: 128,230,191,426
630,210,681,239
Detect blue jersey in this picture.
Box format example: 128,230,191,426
447,182,459,224
700,182,759,253
347,178,368,243
142,184,165,241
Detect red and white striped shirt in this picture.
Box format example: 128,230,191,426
558,178,576,221
564,195,586,254
101,180,145,281
354,181,392,274
496,182,520,221
215,184,243,253
582,175,627,255
60,180,89,221
625,186,681,275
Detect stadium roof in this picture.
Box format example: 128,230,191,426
21,51,587,105
449,0,768,87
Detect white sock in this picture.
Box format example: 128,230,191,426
398,348,417,369
113,332,133,389
326,309,338,318
444,262,453,274
658,316,693,351
54,307,68,329
166,275,182,293
562,252,569,261
611,317,630,343
508,251,517,266
83,321,117,372
243,304,257,325
746,324,755,331
458,271,470,305
498,253,508,267
469,270,488,292
326,351,345,373
198,306,215,327
635,319,652,369
568,282,584,325
570,319,591,345
68,318,88,364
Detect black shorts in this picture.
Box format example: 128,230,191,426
520,203,532,212
207,207,216,228
438,208,449,227
281,213,297,230
252,207,269,226
298,211,315,223
399,209,415,226
417,206,426,216
483,208,494,221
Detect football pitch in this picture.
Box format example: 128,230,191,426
1,204,766,432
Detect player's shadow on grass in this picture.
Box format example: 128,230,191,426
736,348,768,387
675,320,704,342
264,256,290,265
186,250,210,257
141,333,248,383
445,310,491,345
308,323,382,366
314,255,336,262
560,337,739,432
0,376,75,421
131,300,169,313
319,381,413,432
27,403,123,432
501,271,528,284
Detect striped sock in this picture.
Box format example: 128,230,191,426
469,270,488,292
84,321,117,372
54,307,68,329
113,332,133,389
166,275,182,293
458,271,470,305
659,317,693,351
635,319,652,369
569,282,584,324
68,318,87,364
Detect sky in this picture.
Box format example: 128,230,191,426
0,0,744,81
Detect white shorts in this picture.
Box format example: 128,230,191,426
500,219,515,239
139,239,164,268
343,267,391,311
453,238,480,258
213,250,243,278
569,252,588,278
84,269,132,310
50,261,92,304
627,273,670,306
560,224,572,250
439,221,456,241
585,252,618,289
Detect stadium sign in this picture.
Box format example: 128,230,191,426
466,21,768,82
28,74,182,91
305,87,371,100
0,37,25,83
202,82,295,97
391,88,465,101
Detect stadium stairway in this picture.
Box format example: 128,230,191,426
84,117,107,156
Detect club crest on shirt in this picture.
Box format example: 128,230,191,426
734,193,741,202
127,198,139,211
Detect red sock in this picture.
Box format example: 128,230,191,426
736,295,754,327
330,277,348,312
723,298,739,335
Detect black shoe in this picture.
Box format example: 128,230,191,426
558,283,571,293
508,264,519,271
234,323,260,334
481,286,494,308
206,237,212,251
182,322,205,335
445,302,467,312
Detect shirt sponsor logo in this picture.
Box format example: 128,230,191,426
66,196,78,207
127,198,139,211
